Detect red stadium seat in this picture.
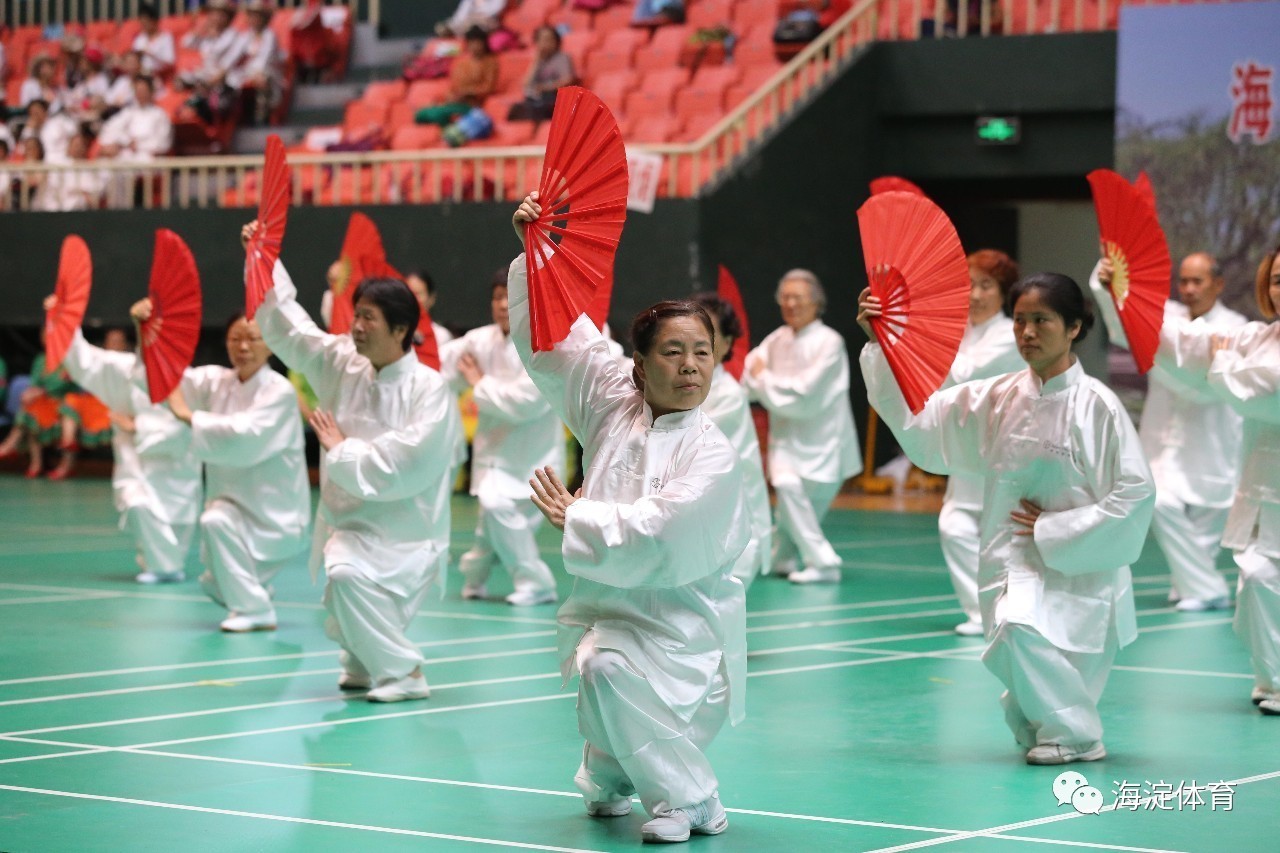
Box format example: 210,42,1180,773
633,25,691,72
587,69,638,116
734,0,782,28
623,67,688,115
361,79,407,108
406,79,452,108
343,100,389,134
625,113,682,142
585,28,648,78
673,64,740,122
497,50,535,92
687,0,735,28
391,124,444,150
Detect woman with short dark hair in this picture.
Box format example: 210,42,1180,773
510,192,748,844
860,272,1155,765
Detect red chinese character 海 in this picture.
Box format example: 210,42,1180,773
1229,61,1274,144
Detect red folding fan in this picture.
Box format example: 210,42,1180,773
717,265,750,381
44,235,93,374
244,134,291,320
870,176,926,197
524,86,628,352
328,212,399,335
139,229,202,404
1087,168,1171,374
1133,171,1157,213
413,309,440,371
856,191,970,414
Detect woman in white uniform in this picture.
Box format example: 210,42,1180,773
743,269,861,584
694,292,771,589
57,303,202,585
860,272,1155,765
940,250,1026,635
245,221,461,704
439,269,563,606
166,313,311,632
512,193,748,844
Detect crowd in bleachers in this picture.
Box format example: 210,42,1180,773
0,0,352,210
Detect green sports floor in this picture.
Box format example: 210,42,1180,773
0,478,1275,852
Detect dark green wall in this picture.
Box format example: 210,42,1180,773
378,0,456,38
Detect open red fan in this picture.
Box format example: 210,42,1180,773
139,229,202,404
1087,168,1171,374
869,176,926,197
44,235,93,374
328,212,399,335
1133,171,1157,213
412,308,440,371
244,134,291,320
857,191,970,414
524,86,628,352
717,265,750,381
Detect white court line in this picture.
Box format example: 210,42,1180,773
1112,664,1252,681
747,607,964,634
828,535,943,550
0,628,557,688
985,836,1187,853
0,784,607,853
747,593,961,618
0,593,126,606
0,645,558,710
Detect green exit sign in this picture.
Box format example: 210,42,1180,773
976,116,1021,145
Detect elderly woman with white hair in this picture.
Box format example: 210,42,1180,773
743,269,861,583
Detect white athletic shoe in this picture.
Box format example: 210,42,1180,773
1025,741,1107,765
585,797,633,817
505,588,558,606
641,794,728,843
136,570,185,584
788,567,841,584
366,673,431,703
461,583,488,600
1260,699,1280,716
954,616,984,637
219,611,277,633
1251,686,1279,706
338,671,372,691
1174,596,1231,612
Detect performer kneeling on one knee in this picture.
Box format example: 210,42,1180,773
511,193,749,844
243,220,462,703
165,313,310,633
860,273,1155,766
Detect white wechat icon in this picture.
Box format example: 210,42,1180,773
1053,771,1088,807
1072,786,1104,815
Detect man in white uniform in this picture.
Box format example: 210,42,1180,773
167,314,311,632
248,221,461,703
439,269,563,606
744,269,861,583
940,250,1025,635
1091,252,1247,610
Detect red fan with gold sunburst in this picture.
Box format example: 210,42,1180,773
857,191,970,414
140,229,202,404
1087,168,1171,374
524,86,628,352
870,176,926,197
717,265,751,381
244,134,290,320
44,235,93,373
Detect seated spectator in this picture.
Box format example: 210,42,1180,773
39,130,106,212
60,32,87,93
508,26,575,122
435,0,507,37
228,1,286,126
13,137,46,210
99,75,173,162
632,0,686,27
64,47,112,127
20,56,65,114
132,3,177,78
290,0,340,84
180,0,243,123
414,27,497,126
20,99,79,163
106,52,146,113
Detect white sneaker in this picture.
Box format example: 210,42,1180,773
1166,589,1181,604
788,567,841,584
641,794,728,843
1025,741,1107,765
769,560,799,578
1175,596,1231,612
366,673,431,703
136,571,185,584
954,616,984,637
505,588,558,606
584,797,632,817
338,671,372,691
1251,686,1279,706
219,611,277,632
461,583,488,600
1260,699,1280,716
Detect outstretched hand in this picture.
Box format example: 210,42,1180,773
130,297,154,326
1010,499,1043,536
1210,334,1234,361
43,294,57,312
856,287,882,341
512,192,541,248
167,387,193,424
530,465,577,532
309,409,346,451
241,220,259,250
1097,257,1114,287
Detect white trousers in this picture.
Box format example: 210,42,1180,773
1234,546,1280,693
730,538,762,591
982,622,1117,749
458,494,555,595
573,636,728,817
938,501,981,621
323,563,431,683
123,503,193,577
1150,492,1230,601
771,477,842,573
197,501,289,617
